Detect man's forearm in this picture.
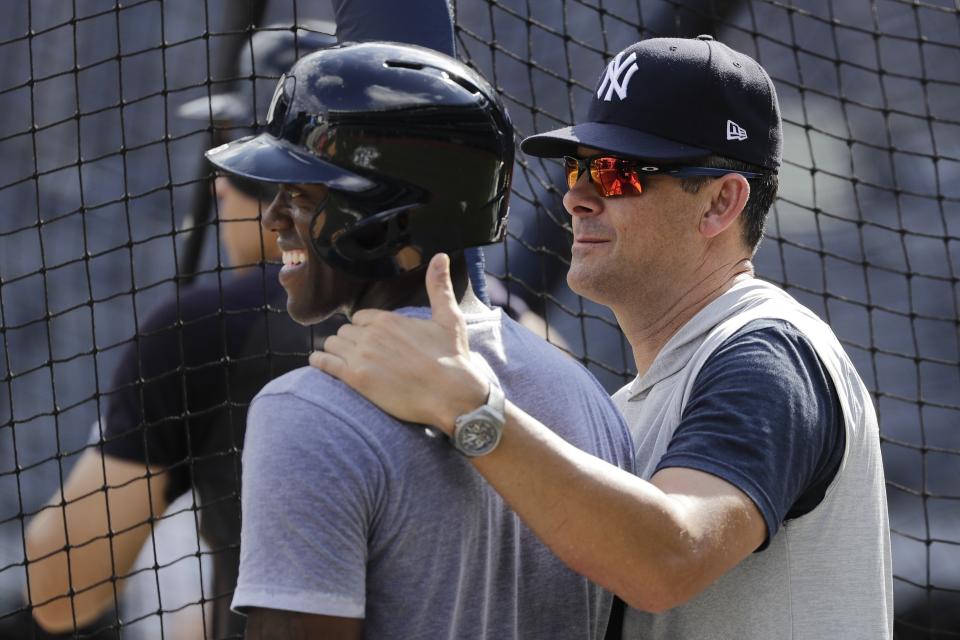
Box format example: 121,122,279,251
27,508,133,632
464,402,763,613
462,402,694,612
25,450,168,632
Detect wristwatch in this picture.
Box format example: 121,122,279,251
451,377,505,457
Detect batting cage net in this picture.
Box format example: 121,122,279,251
0,0,956,638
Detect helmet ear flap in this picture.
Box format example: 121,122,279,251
332,204,418,263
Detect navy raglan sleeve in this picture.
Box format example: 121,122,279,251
100,275,271,501
655,319,845,549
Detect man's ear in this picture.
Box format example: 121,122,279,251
698,174,751,239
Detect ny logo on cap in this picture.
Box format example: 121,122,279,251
726,120,748,141
597,51,639,101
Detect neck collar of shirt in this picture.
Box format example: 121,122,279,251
625,277,786,400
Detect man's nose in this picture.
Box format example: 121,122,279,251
562,173,602,219
261,191,292,232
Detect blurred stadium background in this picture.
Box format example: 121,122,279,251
0,0,957,637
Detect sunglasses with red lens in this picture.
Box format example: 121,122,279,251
563,155,763,198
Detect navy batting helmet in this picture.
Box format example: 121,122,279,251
205,41,514,279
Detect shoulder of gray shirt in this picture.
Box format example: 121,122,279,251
253,306,636,473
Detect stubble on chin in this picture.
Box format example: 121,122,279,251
566,264,606,305
567,259,637,310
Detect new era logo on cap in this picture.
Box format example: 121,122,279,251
726,120,748,141
597,51,639,101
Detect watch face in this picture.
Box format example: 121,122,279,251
456,419,500,455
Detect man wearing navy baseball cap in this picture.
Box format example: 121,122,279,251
312,36,893,639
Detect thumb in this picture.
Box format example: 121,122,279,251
426,253,463,331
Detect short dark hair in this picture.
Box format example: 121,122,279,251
677,156,778,253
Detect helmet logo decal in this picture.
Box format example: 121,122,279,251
597,51,638,101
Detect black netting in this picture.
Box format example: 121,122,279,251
0,0,957,638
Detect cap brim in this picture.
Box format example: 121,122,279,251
521,122,710,162
178,93,251,123
205,134,376,192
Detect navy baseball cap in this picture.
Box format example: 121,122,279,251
521,35,782,171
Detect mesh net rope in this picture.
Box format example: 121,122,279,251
0,0,957,638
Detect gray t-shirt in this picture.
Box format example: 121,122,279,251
232,306,635,639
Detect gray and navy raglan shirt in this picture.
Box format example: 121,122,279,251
616,278,892,640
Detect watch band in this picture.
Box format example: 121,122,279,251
485,376,505,420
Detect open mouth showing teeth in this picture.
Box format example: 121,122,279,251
282,250,307,267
